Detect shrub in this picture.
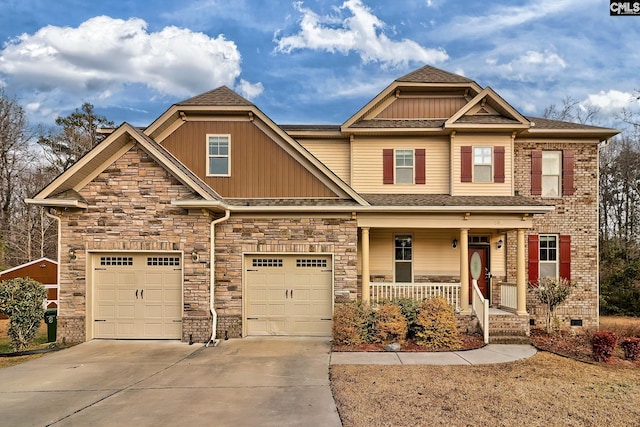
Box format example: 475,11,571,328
0,278,47,352
620,337,640,361
531,277,575,333
591,330,618,362
390,298,421,338
372,303,408,344
332,301,373,345
415,297,461,350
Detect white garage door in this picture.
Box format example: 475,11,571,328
246,255,333,336
93,253,182,339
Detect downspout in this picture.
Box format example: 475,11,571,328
44,208,61,316
205,209,230,347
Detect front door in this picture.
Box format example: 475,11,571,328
468,246,489,303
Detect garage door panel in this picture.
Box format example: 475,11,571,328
93,253,182,339
246,255,332,336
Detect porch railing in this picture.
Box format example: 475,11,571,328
500,282,517,311
472,280,489,344
370,282,460,309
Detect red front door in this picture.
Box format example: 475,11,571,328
468,246,489,303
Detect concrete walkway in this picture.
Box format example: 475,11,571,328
331,344,537,365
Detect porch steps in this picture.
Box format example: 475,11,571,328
488,310,530,345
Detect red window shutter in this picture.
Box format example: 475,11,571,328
562,150,575,195
415,149,426,184
528,234,539,284
461,146,472,182
494,146,505,183
531,150,542,195
383,149,394,184
559,235,571,281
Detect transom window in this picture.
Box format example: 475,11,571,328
394,234,412,283
395,150,414,184
207,134,230,176
539,235,558,278
473,147,492,182
542,151,562,197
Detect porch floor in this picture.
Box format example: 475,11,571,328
488,307,519,316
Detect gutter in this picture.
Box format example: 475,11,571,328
205,209,231,347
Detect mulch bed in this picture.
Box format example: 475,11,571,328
332,333,485,352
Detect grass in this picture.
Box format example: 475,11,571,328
331,315,640,427
0,318,49,369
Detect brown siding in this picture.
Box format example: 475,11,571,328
161,121,338,198
377,96,468,119
0,260,57,284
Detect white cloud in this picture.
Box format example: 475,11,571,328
236,79,264,99
0,16,262,106
274,0,447,67
486,50,567,82
585,90,637,112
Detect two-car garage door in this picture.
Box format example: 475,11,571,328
245,254,333,336
92,253,182,339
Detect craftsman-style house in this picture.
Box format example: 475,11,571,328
27,65,618,343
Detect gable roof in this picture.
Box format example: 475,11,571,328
26,123,223,209
0,257,57,276
396,65,475,84
445,86,530,130
177,86,254,107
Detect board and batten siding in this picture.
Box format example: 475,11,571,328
161,121,338,198
451,134,513,196
351,137,450,193
376,96,468,119
299,139,351,185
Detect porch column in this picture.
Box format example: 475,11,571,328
459,228,469,314
361,227,370,305
516,228,527,315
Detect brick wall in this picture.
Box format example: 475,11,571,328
510,141,599,329
213,216,358,338
58,145,212,343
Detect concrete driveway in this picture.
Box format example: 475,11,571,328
0,338,341,427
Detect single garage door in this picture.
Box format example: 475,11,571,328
246,254,333,336
93,253,182,339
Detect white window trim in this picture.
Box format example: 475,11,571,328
541,151,562,198
395,149,415,184
539,234,559,279
206,134,231,177
393,233,414,283
473,146,493,183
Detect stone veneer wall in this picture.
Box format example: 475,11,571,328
57,145,212,343
213,215,358,338
509,141,599,329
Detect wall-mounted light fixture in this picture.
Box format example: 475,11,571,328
191,250,199,262
452,238,458,249
69,248,77,262
497,239,504,249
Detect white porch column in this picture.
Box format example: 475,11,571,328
516,228,527,315
459,228,469,314
361,227,370,305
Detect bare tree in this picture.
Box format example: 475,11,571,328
543,95,601,125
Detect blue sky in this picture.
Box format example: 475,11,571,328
0,0,638,127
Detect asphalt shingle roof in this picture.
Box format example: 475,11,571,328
395,65,475,84
177,86,254,107
362,194,549,208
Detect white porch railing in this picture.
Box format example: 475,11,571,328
472,280,489,344
370,282,460,309
500,282,517,311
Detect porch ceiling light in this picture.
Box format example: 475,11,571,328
452,238,458,249
497,239,504,249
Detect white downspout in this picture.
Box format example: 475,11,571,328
206,209,230,347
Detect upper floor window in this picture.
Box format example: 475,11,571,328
541,151,562,197
207,134,230,176
473,147,492,182
395,150,414,184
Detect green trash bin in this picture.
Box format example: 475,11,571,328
44,308,57,343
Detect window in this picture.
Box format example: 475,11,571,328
207,134,230,176
473,147,492,182
395,150,414,184
252,258,283,268
296,259,328,268
542,151,561,197
100,256,133,266
539,235,558,278
147,257,180,266
394,234,412,283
